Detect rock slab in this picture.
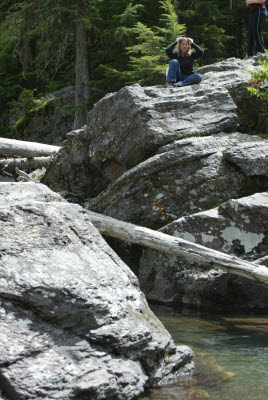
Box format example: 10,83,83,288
0,182,193,400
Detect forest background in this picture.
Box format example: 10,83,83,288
0,0,267,136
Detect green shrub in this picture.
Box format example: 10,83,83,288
248,54,268,101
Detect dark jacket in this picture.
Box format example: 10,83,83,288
165,42,204,76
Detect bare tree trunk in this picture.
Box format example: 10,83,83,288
0,156,52,172
87,210,268,287
0,138,61,158
73,1,90,130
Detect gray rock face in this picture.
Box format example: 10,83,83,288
0,182,194,400
196,55,264,94
196,55,268,135
42,127,94,199
44,57,267,207
48,84,237,192
88,132,267,228
44,82,239,199
42,56,268,313
139,192,268,311
224,142,268,177
86,84,238,169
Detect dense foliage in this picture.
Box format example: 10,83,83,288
0,0,267,135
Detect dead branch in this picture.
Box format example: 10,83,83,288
15,167,32,182
0,156,52,172
0,138,61,158
87,210,268,288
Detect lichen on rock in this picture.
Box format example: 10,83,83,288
0,182,194,400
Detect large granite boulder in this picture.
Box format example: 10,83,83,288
44,83,238,199
0,182,194,400
88,132,268,228
43,56,267,206
41,56,268,313
139,192,268,311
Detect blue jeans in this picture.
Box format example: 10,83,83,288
166,59,202,87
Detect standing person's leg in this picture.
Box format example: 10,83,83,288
166,59,182,83
177,73,202,87
255,7,267,54
247,10,256,56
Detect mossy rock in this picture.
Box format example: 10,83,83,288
13,99,55,138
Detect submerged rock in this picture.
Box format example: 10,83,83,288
224,317,268,332
0,182,194,400
139,192,268,311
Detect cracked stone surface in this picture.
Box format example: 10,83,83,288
88,132,267,228
41,56,268,314
139,192,268,311
0,182,194,400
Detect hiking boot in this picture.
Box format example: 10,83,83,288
166,81,175,87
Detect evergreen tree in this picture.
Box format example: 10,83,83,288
88,1,145,92
126,0,186,85
0,0,267,136
0,0,102,128
95,0,186,86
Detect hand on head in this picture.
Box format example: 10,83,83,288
176,36,193,44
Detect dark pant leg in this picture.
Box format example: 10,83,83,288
247,8,267,56
255,7,267,53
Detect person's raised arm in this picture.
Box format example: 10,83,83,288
165,41,177,59
188,38,204,59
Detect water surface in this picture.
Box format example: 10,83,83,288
140,307,268,400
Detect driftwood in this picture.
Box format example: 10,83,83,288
0,138,61,158
88,210,268,287
0,156,52,172
15,167,32,182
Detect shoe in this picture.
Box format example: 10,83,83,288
166,81,175,87
255,52,267,58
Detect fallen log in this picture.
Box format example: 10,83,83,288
0,138,61,158
0,156,52,172
87,210,268,287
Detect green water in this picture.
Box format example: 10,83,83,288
141,307,268,400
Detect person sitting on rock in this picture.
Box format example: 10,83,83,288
165,37,204,88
